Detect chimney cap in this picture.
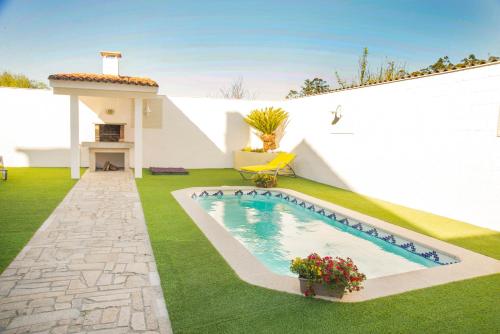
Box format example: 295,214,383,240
100,51,122,58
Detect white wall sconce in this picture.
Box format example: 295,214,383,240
143,101,152,117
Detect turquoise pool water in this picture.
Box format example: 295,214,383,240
197,193,443,278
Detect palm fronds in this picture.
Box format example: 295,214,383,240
244,107,289,135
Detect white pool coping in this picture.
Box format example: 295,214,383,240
172,186,500,302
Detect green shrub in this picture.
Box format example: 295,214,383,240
0,71,48,89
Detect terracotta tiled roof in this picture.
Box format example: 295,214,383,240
48,73,158,87
288,57,500,99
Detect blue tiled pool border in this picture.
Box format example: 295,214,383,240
191,189,459,266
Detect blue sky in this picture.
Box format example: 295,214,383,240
1,0,499,99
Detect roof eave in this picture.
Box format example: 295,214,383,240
49,79,159,98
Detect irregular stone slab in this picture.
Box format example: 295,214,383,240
7,309,79,329
82,271,101,287
131,312,146,331
125,263,149,275
101,307,119,323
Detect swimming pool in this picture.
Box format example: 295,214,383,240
193,189,458,279
173,187,498,301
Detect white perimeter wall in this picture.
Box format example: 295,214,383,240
278,64,500,232
0,64,499,231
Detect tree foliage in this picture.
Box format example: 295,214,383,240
286,78,330,99
219,77,255,99
286,49,499,98
411,54,498,75
335,48,408,88
0,71,48,89
424,56,453,72
358,47,369,85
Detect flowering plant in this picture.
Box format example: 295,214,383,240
290,253,366,297
252,174,277,188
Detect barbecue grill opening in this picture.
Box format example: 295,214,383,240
95,124,124,142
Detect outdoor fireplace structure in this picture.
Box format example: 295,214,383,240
89,123,128,171
83,140,133,173
48,51,159,179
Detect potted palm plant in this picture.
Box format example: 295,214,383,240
234,107,289,169
244,107,289,152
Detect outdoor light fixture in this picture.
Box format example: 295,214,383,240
331,105,343,125
143,101,152,117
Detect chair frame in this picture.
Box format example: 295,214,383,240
238,163,297,180
0,156,7,181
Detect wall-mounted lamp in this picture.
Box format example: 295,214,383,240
143,101,152,117
331,105,343,125
105,108,115,115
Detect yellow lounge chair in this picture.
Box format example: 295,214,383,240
238,152,297,179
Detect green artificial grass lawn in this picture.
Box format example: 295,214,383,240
136,169,500,334
0,168,79,273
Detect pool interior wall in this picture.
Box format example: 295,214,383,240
193,189,459,279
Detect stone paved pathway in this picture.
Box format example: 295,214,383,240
0,171,171,333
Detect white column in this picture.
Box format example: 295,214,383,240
134,98,143,178
70,95,80,179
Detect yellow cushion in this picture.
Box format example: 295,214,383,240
240,152,296,172
268,152,296,168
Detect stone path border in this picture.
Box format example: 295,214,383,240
0,171,172,333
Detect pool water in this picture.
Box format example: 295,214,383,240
197,194,441,279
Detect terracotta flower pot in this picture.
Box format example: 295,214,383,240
298,278,345,298
260,134,277,152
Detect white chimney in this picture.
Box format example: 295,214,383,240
100,51,122,75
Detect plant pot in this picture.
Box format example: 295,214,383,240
298,278,345,298
255,179,277,188
260,134,277,152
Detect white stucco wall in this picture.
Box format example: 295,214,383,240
0,64,499,231
278,64,500,231
0,88,100,167
0,89,269,168
143,97,268,168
